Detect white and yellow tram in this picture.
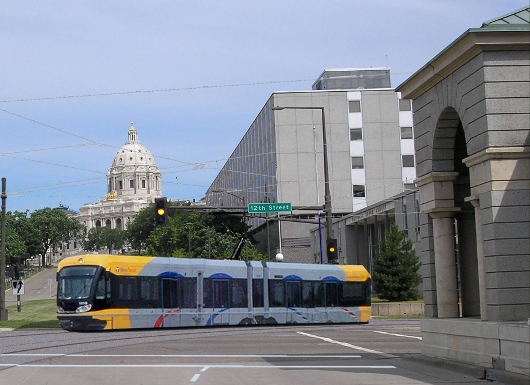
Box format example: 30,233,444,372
56,255,371,331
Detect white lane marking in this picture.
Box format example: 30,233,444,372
200,366,210,372
373,331,422,340
1,353,361,358
190,373,200,382
297,331,398,358
0,364,396,369
0,354,65,357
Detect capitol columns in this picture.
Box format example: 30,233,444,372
416,172,460,318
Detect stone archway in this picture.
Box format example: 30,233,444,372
416,106,479,318
434,108,480,317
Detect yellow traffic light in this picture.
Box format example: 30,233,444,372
155,197,168,225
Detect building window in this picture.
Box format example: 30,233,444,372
353,185,365,197
348,100,361,113
403,203,408,235
118,181,123,189
415,199,421,235
404,183,415,191
351,157,364,169
130,180,134,188
402,155,415,168
141,180,146,188
350,128,363,141
399,99,411,111
400,126,413,139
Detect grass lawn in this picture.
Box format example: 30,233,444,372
0,299,61,329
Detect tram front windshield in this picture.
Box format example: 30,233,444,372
58,266,98,300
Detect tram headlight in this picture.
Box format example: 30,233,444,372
75,304,92,313
56,306,65,313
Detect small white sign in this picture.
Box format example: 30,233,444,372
12,280,25,295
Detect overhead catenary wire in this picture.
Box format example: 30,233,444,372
0,79,316,104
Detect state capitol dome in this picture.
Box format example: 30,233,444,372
106,123,162,200
77,123,162,233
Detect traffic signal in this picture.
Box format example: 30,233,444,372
326,238,338,264
154,197,168,225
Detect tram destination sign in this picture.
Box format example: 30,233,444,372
248,202,292,213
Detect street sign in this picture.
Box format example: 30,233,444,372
248,202,292,213
12,280,25,295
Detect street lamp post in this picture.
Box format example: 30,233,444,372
272,106,334,260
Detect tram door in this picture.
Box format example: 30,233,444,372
162,279,179,327
212,279,229,325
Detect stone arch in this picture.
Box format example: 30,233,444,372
422,105,480,319
116,218,122,231
95,220,101,228
105,219,111,229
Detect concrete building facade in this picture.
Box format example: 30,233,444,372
206,69,415,263
396,7,529,379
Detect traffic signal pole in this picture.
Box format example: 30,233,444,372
1,178,8,321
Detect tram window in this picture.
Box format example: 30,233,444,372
230,279,248,308
179,278,197,308
339,282,366,307
140,277,161,308
269,280,285,307
252,279,264,308
286,282,302,307
118,277,138,301
95,276,106,300
313,282,325,307
213,280,229,309
325,283,339,307
163,279,179,308
203,279,213,308
302,282,313,308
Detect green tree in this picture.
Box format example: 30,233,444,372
4,211,28,264
126,204,157,252
126,201,259,259
373,224,422,301
83,227,125,253
28,208,85,267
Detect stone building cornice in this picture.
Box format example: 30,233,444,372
396,28,530,100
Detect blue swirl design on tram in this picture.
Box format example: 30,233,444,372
322,275,341,282
158,271,185,279
205,308,230,325
283,274,303,281
208,272,233,279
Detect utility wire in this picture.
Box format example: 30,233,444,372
0,79,315,104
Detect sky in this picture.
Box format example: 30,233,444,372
1,0,527,214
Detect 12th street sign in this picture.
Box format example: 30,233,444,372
248,202,292,213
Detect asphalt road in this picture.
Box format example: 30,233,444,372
1,269,525,384
4,266,57,307
1,320,523,385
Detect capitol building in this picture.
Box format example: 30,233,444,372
77,123,162,231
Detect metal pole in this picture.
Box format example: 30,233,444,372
0,178,8,320
207,227,211,259
243,196,248,261
320,108,334,243
318,213,323,264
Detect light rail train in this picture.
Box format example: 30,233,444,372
56,255,371,331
